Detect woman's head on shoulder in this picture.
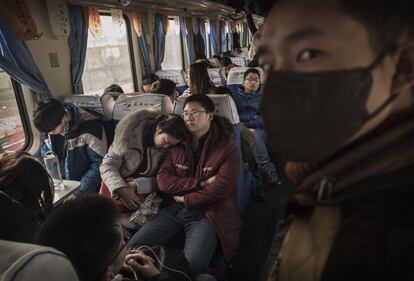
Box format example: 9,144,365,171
153,114,189,149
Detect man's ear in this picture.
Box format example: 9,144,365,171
390,40,414,94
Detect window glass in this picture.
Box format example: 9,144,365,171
161,19,183,70
0,70,25,154
82,15,134,95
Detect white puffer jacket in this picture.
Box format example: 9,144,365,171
100,109,166,195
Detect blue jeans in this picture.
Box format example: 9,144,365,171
250,128,276,175
127,204,218,274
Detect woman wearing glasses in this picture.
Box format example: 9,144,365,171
127,94,241,275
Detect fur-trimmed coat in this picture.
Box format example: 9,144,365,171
100,109,166,195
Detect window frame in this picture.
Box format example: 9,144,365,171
81,12,138,94
0,73,31,154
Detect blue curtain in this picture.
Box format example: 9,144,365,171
180,17,195,64
220,22,227,53
138,23,152,78
199,20,207,58
68,5,88,95
0,20,51,100
210,22,219,55
154,14,166,70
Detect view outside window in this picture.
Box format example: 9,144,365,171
161,19,183,70
0,70,25,154
83,15,134,95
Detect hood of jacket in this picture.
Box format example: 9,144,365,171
111,108,163,155
64,102,99,133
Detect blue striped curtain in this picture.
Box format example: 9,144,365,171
0,20,51,100
138,23,152,78
220,21,227,53
199,20,207,58
68,5,88,95
180,17,195,64
209,21,219,55
154,14,166,70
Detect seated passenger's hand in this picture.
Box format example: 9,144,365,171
174,196,185,203
117,184,141,210
125,252,160,279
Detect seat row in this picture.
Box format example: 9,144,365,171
67,93,255,214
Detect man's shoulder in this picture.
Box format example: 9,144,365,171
69,119,103,139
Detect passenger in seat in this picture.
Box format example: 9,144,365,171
104,84,124,94
34,99,107,199
220,56,236,77
0,153,53,243
100,109,188,211
183,63,215,96
142,74,160,93
36,194,216,281
127,94,241,275
228,69,281,186
150,79,178,102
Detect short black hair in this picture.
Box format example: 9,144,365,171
243,68,261,80
220,56,233,67
150,79,176,97
33,99,66,133
271,0,414,52
142,74,160,86
104,84,124,94
156,114,189,141
184,94,215,113
339,0,414,52
35,195,122,281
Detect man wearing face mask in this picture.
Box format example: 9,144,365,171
259,0,414,280
34,99,107,199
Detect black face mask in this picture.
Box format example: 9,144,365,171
261,49,399,162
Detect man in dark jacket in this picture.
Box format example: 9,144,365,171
33,99,107,198
259,0,414,280
128,94,241,275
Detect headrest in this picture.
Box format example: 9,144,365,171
67,94,115,120
173,94,239,125
226,67,264,85
155,70,186,87
207,68,226,86
208,57,220,68
113,93,173,120
230,57,246,67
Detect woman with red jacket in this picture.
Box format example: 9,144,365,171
127,94,241,275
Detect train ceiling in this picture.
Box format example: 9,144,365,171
68,0,265,22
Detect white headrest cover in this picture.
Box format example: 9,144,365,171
226,67,264,85
113,94,173,120
67,95,114,120
173,94,239,125
155,70,186,87
208,57,220,68
230,57,246,67
207,68,225,87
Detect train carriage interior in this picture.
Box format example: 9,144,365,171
1,0,414,280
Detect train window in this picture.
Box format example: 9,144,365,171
82,15,135,95
0,70,27,154
161,18,183,70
